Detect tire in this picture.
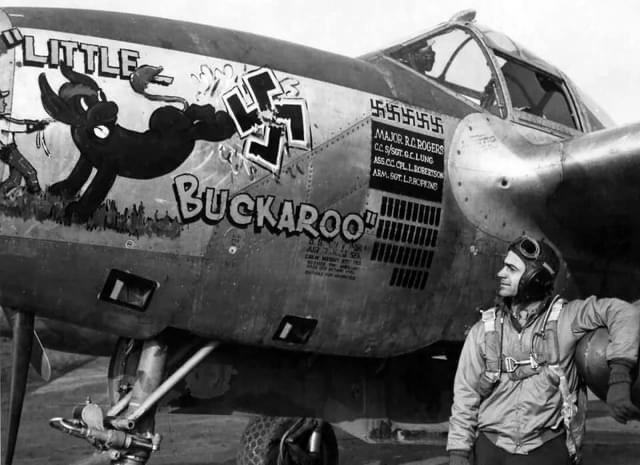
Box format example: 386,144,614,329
237,416,339,465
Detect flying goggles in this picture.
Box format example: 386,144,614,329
510,235,556,275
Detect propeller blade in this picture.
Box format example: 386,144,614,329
2,307,52,381
4,310,35,465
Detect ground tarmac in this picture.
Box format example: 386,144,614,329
2,343,640,465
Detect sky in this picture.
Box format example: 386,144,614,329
2,0,639,125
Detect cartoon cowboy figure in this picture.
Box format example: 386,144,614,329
0,89,50,195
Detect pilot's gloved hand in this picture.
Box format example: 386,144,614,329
606,360,640,423
449,449,471,465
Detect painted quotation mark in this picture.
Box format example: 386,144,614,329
365,211,378,229
1,28,23,48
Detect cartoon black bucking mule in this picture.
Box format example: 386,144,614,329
38,64,236,222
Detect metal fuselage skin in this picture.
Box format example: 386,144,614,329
0,8,636,364
0,7,486,359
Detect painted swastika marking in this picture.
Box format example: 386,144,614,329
223,68,311,175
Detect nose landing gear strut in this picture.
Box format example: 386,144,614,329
49,337,219,465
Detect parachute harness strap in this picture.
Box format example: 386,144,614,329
481,307,503,382
546,298,580,463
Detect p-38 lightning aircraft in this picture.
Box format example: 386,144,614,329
1,6,639,465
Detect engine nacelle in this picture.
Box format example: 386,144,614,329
575,328,640,405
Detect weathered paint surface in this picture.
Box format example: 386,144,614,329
0,8,507,358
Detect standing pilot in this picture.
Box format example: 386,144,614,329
447,235,640,465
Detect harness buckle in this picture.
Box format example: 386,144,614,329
503,355,542,373
503,356,520,373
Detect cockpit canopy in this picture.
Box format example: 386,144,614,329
382,11,612,134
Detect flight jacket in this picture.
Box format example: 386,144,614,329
446,296,640,454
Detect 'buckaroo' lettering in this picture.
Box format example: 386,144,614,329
172,174,378,242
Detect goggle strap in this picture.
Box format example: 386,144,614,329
542,262,555,275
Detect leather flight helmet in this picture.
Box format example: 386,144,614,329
508,235,560,302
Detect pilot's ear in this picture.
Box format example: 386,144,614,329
38,73,82,126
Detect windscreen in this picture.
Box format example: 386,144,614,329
495,51,579,130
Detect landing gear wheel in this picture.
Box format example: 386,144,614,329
237,416,339,465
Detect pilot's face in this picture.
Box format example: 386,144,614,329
414,46,435,73
497,251,525,297
422,47,435,70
